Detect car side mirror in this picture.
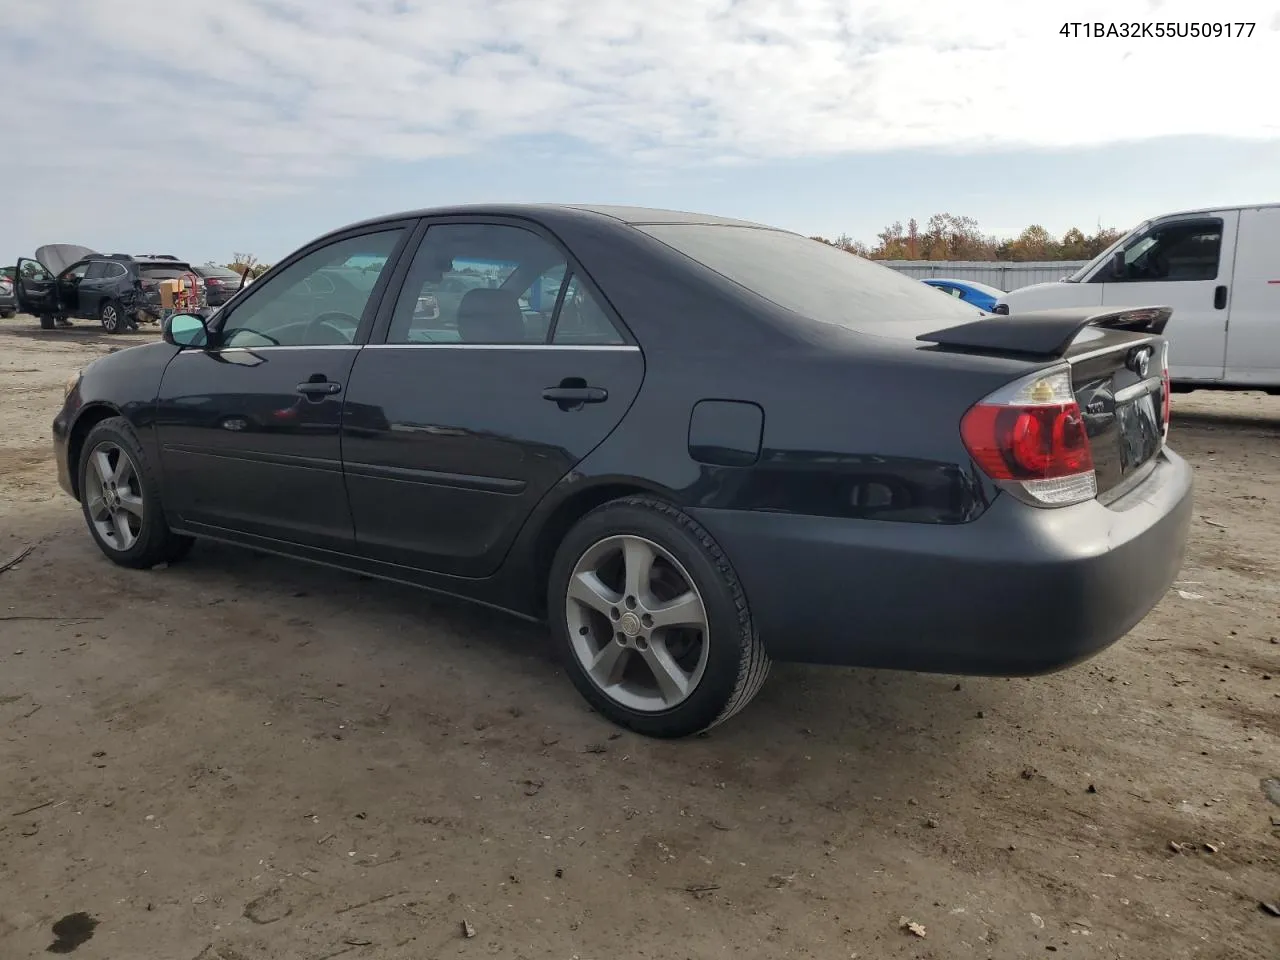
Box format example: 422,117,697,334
163,312,209,348
1110,251,1126,279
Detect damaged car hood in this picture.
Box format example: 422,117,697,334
35,243,100,274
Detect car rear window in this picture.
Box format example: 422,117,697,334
138,263,193,280
636,224,984,328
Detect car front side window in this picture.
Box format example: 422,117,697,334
217,230,404,348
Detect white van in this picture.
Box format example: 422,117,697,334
994,204,1279,391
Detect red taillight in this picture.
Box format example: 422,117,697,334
960,367,1096,506
205,277,222,286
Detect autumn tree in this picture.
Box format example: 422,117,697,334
226,252,270,278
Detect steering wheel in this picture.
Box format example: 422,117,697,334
306,311,360,344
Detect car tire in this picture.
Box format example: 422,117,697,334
100,300,125,334
77,416,194,569
548,495,770,738
0,308,14,319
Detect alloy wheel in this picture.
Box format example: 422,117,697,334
102,305,118,332
565,534,710,712
84,441,144,551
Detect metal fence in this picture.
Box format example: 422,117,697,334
879,260,1090,292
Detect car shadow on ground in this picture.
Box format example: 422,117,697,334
170,538,1008,778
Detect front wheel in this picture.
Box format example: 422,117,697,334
78,417,193,568
548,496,770,738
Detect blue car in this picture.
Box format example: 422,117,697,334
921,278,1004,312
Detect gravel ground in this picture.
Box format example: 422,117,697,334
1,314,1278,960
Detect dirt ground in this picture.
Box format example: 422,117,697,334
1,313,1277,960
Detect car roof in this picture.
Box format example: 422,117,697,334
324,203,783,240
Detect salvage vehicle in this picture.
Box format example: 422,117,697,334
921,277,1004,312
50,204,1193,737
14,245,205,332
191,264,247,307
0,275,15,318
995,203,1280,391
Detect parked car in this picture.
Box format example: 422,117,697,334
191,264,248,307
14,245,206,332
0,276,16,318
994,203,1280,391
921,277,1004,311
50,204,1192,737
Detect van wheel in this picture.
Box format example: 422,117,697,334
100,300,125,334
548,496,770,738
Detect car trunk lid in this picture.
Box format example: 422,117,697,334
918,306,1171,501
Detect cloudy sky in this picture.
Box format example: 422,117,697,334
3,0,1278,265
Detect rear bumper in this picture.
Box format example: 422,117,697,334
689,449,1193,674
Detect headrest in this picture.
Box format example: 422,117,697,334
456,288,526,344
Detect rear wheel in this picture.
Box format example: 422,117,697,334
100,300,125,334
548,496,769,738
78,417,193,568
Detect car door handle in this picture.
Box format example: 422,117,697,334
542,385,607,404
1213,285,1228,310
296,381,342,396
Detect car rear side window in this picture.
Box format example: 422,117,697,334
551,274,625,346
637,224,983,329
85,261,110,280
386,223,568,345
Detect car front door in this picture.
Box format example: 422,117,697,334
1095,212,1239,382
340,219,644,578
13,258,59,315
57,261,91,318
153,224,413,552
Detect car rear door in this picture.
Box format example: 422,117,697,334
153,224,414,552
78,261,111,318
341,218,644,578
1097,212,1239,382
1222,206,1280,386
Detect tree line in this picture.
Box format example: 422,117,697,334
811,214,1125,262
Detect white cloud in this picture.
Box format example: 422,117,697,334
3,0,1277,243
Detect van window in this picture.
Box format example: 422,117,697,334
1093,218,1224,283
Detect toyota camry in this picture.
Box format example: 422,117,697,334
51,205,1193,737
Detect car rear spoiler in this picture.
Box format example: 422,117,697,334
916,306,1173,360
